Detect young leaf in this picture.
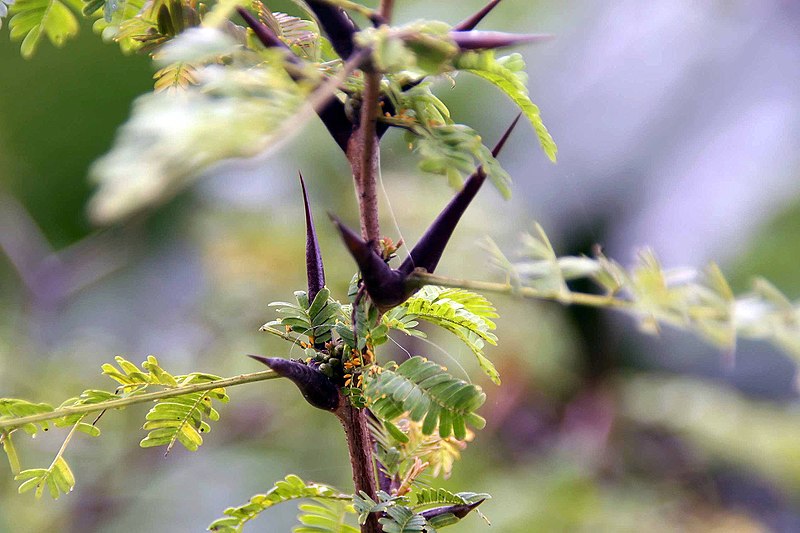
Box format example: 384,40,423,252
267,288,339,345
209,474,349,532
153,62,199,93
91,0,151,54
139,374,228,454
260,9,325,61
372,416,474,480
102,354,178,392
455,51,557,162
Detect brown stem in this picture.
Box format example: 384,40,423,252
341,52,384,533
335,401,381,532
379,0,394,22
347,71,382,250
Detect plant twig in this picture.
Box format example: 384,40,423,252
341,39,384,533
408,271,632,309
347,70,382,249
379,0,394,22
0,370,279,431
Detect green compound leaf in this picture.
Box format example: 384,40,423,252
380,505,426,533
153,61,198,93
353,492,429,533
455,51,557,163
89,54,311,224
356,21,456,78
258,7,328,62
16,459,75,499
409,123,513,199
209,474,350,532
139,374,229,454
399,287,500,385
0,398,55,436
102,354,179,393
265,287,340,345
363,356,486,440
15,416,84,500
8,0,82,58
412,488,489,509
294,499,359,533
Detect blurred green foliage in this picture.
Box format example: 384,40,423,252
0,21,151,247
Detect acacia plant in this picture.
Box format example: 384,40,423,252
2,0,800,532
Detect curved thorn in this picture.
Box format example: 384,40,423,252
399,115,522,275
305,0,359,59
237,7,353,151
249,355,340,411
453,0,503,31
330,214,408,309
420,499,486,521
492,112,522,158
300,173,325,303
450,30,554,50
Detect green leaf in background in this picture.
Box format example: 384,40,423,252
455,51,557,162
88,56,310,223
410,123,513,198
8,0,82,58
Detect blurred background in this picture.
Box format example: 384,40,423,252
2,0,800,531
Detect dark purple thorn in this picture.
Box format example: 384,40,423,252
450,30,553,50
420,499,486,522
329,214,409,310
249,355,340,411
453,0,503,31
398,114,522,275
300,173,326,304
490,112,522,157
304,0,359,60
237,6,353,151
